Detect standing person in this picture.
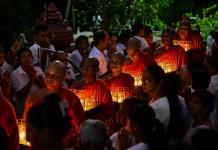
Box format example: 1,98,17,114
71,58,114,122
11,48,45,118
175,21,205,64
154,28,188,81
26,93,73,150
132,23,149,51
29,24,56,70
88,30,111,77
117,101,165,150
2,37,21,69
0,47,13,99
142,65,186,138
70,35,90,69
118,29,132,55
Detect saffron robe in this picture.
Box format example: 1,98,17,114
155,45,188,73
0,96,19,150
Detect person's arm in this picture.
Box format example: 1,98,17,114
15,81,32,100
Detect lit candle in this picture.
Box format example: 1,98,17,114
18,119,31,146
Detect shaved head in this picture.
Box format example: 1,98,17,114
47,60,67,77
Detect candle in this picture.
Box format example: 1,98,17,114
18,119,31,146
73,90,97,111
132,75,142,86
173,40,190,51
110,87,129,103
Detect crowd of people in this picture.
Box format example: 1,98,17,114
0,14,218,150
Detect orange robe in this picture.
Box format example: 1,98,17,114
24,88,86,147
0,96,19,150
174,34,206,63
74,79,115,122
122,52,156,86
155,45,188,73
106,73,134,103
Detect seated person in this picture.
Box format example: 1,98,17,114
26,93,72,150
71,58,115,122
80,119,113,150
122,38,155,86
103,53,134,103
155,28,188,81
24,60,86,147
174,21,205,64
55,51,77,86
0,95,19,150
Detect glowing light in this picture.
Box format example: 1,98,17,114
73,90,98,111
132,75,142,86
110,87,129,103
18,119,31,147
173,40,190,51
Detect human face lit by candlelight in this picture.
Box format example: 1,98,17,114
81,59,98,84
162,31,173,49
45,61,66,92
110,54,122,76
142,70,157,94
178,25,190,40
126,39,140,62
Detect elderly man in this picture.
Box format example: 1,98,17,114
24,60,85,147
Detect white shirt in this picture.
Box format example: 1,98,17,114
110,131,136,149
70,49,83,69
66,63,76,80
0,61,13,74
29,43,56,67
127,142,149,150
211,75,218,89
11,66,44,93
149,96,170,130
133,35,149,50
118,43,126,52
88,46,108,76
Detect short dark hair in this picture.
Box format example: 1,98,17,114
93,30,106,46
34,24,48,35
192,69,210,90
27,93,71,142
191,90,215,116
75,35,89,49
205,54,218,74
132,23,144,36
144,25,152,37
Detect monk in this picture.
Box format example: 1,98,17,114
71,58,115,122
24,60,85,147
175,21,205,64
102,53,134,103
122,38,156,86
155,28,188,79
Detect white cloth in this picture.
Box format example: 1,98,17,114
0,61,13,74
149,96,170,130
133,35,149,50
110,131,136,149
66,63,76,80
211,75,218,89
127,142,149,150
88,46,108,76
29,43,56,67
206,35,214,56
70,49,83,69
11,66,44,118
118,43,126,52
